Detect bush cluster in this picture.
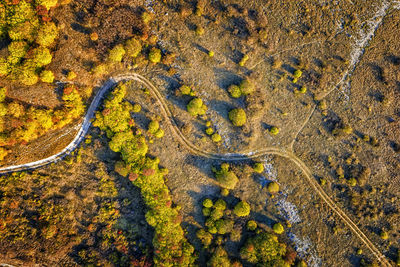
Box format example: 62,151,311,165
94,82,196,266
187,97,207,117
213,163,239,190
0,1,60,85
233,201,251,217
227,78,255,98
0,85,85,162
240,232,287,265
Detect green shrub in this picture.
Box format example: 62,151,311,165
214,199,227,210
210,208,224,221
220,188,229,197
179,85,192,95
148,47,161,63
230,229,242,243
267,182,279,194
203,207,211,217
293,69,302,78
0,87,7,102
239,54,249,67
253,163,264,173
0,147,8,161
0,103,7,116
296,260,308,267
148,120,159,134
92,63,107,77
215,219,234,235
66,71,77,80
229,108,246,127
36,22,58,47
211,133,222,143
246,220,257,231
208,247,231,267
7,41,28,64
108,44,126,62
18,65,39,85
154,129,164,138
37,0,58,10
195,25,205,36
228,84,241,98
0,59,8,76
208,226,217,234
332,124,353,136
273,222,284,234
124,38,142,58
115,161,129,177
203,198,213,208
196,229,213,247
206,127,214,135
239,79,255,95
132,103,141,113
213,163,239,190
187,97,207,117
32,47,52,67
269,126,279,135
234,201,250,217
141,11,153,24
299,86,307,94
39,70,54,83
240,231,286,264
347,177,357,187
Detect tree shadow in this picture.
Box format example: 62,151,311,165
69,138,153,265
207,98,235,123
157,74,188,112
213,67,242,91
368,63,386,83
385,54,400,65
192,43,209,54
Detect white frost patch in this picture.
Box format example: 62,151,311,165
288,232,323,267
263,156,278,181
276,198,302,224
255,156,278,187
393,1,400,9
339,1,391,99
144,0,156,13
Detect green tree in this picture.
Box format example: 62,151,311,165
196,229,213,247
273,222,284,234
267,182,279,194
40,70,54,83
32,47,52,67
239,79,255,95
228,84,241,98
208,247,231,267
108,44,126,62
253,162,264,173
36,22,58,47
187,97,207,117
229,108,246,127
234,201,250,217
125,38,142,58
148,47,161,63
240,231,286,264
213,163,239,190
0,87,6,102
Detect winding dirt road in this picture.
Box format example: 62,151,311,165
0,73,392,266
